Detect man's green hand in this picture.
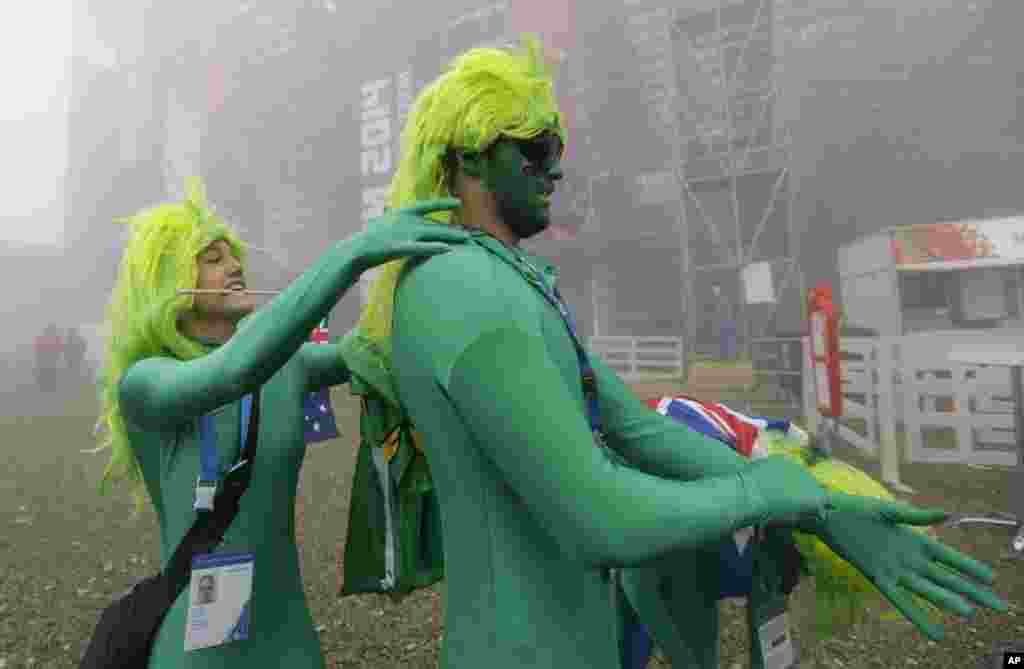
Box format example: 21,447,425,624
806,508,1007,641
742,456,1007,639
822,490,950,525
351,198,468,273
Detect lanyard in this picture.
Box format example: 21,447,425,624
194,394,254,512
472,238,605,444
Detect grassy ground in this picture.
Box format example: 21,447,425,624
1,374,1022,668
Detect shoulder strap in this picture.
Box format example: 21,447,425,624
164,391,262,596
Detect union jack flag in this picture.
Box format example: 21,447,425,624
645,396,802,460
304,317,339,444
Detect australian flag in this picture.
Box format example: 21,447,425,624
303,318,340,444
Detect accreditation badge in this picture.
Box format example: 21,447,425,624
749,527,797,669
754,608,796,669
184,552,255,652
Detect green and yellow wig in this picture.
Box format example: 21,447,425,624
355,34,565,361
94,178,246,511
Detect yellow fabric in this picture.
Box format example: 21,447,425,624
381,426,426,462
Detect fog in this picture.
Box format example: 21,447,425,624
2,0,1023,394
2,5,1024,665
0,4,71,246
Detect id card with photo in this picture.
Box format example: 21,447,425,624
757,611,796,669
184,552,254,652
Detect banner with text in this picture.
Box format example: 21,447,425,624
891,217,1024,265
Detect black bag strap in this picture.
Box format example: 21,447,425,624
163,391,262,597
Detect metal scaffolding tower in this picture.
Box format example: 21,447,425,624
671,0,804,360
597,0,806,368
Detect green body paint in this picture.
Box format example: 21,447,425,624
480,134,563,241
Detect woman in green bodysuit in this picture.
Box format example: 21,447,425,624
92,179,466,669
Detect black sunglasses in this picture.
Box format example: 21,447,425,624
450,133,564,173
507,133,564,166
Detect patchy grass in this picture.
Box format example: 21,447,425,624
841,416,989,453
1,379,1021,668
690,357,753,369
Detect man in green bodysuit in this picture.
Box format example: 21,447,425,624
93,179,466,668
350,37,1007,669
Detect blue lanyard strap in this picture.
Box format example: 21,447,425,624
195,393,254,512
544,282,604,439
474,240,605,442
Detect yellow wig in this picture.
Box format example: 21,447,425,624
354,34,565,363
94,178,246,511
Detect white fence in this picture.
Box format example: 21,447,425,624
800,332,1022,473
588,333,1020,476
588,336,684,380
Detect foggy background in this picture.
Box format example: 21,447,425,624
4,0,1024,386
4,6,1023,665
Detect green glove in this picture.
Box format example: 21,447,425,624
743,456,949,527
807,509,1008,641
351,198,467,273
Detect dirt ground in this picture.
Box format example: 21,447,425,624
1,373,1022,668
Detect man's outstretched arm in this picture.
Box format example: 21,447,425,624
444,325,830,568
586,350,1007,640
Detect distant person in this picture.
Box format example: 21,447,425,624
90,178,465,668
711,283,738,360
34,323,63,393
64,326,89,384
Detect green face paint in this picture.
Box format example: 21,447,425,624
481,132,564,241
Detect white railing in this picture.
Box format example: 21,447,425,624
588,336,684,380
588,333,1018,480
800,333,1022,485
